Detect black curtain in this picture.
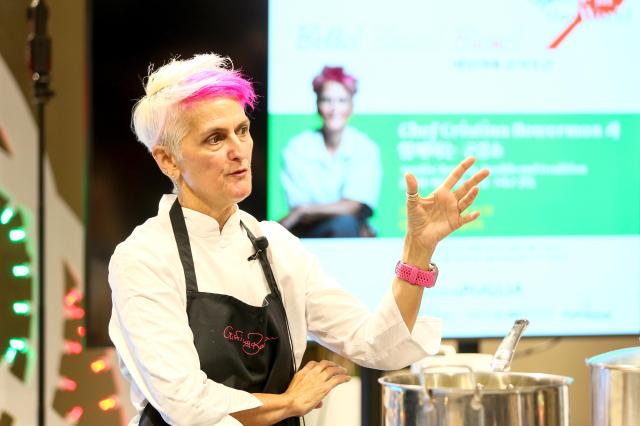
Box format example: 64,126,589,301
87,0,268,346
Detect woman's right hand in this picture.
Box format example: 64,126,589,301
284,360,351,417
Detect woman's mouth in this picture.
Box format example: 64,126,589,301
229,168,248,177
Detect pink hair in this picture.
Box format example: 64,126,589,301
312,66,357,95
181,69,257,110
133,54,258,157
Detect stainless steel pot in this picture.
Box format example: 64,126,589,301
379,369,573,426
586,346,640,426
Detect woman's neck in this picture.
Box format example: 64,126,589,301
177,192,236,230
322,128,343,154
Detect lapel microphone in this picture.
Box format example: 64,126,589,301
247,236,269,261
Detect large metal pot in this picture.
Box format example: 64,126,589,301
379,369,573,426
586,346,640,426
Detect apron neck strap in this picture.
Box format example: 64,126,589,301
240,221,281,297
169,198,199,294
168,197,281,299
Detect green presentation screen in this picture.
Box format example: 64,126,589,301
267,0,640,338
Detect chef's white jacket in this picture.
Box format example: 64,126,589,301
109,195,441,425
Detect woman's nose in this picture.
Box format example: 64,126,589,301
227,134,248,159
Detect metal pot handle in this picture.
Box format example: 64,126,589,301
419,364,484,414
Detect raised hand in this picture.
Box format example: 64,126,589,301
404,157,489,251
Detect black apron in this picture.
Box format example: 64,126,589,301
139,199,299,425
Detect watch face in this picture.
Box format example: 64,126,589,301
430,263,439,279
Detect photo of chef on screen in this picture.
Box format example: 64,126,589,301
279,66,382,238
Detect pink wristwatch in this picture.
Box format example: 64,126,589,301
395,261,438,288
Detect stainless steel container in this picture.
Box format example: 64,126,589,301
379,370,573,426
586,346,640,426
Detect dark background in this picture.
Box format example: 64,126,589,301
87,0,268,346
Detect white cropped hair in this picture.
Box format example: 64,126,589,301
131,53,233,159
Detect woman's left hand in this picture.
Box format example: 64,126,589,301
404,157,490,258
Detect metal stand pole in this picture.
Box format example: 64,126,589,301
361,367,382,426
27,2,54,424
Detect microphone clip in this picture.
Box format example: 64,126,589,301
247,250,263,261
247,236,269,261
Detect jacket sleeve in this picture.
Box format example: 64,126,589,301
303,256,442,370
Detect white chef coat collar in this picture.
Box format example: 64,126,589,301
158,194,243,238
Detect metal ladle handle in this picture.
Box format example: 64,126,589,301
491,319,529,372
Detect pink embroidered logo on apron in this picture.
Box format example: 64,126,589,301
223,325,279,356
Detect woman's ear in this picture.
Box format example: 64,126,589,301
152,145,179,181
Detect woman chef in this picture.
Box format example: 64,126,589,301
108,53,489,425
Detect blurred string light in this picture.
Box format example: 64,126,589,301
66,406,83,422
60,377,78,392
64,340,83,355
63,288,81,306
98,397,118,412
90,358,108,373
56,275,121,421
0,207,14,224
1,195,34,379
12,301,31,315
4,347,18,364
2,170,118,423
9,228,26,242
64,305,85,320
9,338,28,352
12,264,31,278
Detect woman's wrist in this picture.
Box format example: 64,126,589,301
279,392,298,418
235,392,297,425
402,236,436,267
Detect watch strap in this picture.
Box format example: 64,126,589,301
395,261,438,288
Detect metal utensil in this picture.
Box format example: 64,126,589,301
379,371,572,426
586,346,640,426
490,319,529,372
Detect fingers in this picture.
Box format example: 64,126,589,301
299,360,317,373
408,158,489,201
327,372,351,390
457,185,482,226
453,167,490,200
287,360,351,416
457,186,479,213
322,366,349,380
405,172,419,200
442,156,476,190
300,360,348,380
306,360,337,373
309,361,348,380
329,371,351,384
460,210,481,226
311,361,349,381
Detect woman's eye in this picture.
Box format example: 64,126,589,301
206,134,222,144
238,126,249,136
